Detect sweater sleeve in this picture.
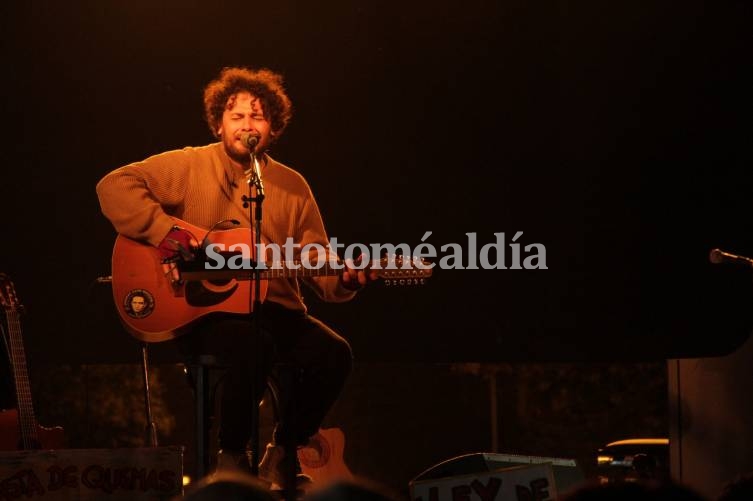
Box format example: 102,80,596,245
298,193,357,303
96,149,192,246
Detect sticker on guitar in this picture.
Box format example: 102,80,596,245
124,289,155,319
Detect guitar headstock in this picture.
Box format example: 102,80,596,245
374,255,433,286
0,273,22,312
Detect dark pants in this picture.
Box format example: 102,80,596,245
177,302,352,450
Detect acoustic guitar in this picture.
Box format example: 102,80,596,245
298,427,354,485
0,273,65,450
111,218,432,343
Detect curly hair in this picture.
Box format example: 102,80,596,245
203,67,292,139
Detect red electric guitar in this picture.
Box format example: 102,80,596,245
111,218,432,343
0,273,65,450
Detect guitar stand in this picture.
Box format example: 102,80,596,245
94,275,160,449
140,343,159,448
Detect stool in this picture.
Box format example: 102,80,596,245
139,349,260,475
184,354,226,479
184,356,302,487
140,345,303,498
184,354,279,479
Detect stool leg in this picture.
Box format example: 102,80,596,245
193,364,210,478
282,442,297,501
276,366,302,501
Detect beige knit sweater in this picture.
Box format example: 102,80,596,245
96,142,355,312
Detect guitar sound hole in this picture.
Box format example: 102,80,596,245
207,279,232,286
185,281,238,307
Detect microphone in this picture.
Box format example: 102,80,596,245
709,248,753,267
240,132,259,150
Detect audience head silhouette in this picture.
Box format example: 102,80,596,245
180,471,275,501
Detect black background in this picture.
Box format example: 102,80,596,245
1,0,752,365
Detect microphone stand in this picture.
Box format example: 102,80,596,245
242,151,264,477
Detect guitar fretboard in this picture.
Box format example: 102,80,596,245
181,261,343,281
257,261,341,279
3,309,40,449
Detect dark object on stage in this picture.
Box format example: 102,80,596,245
596,438,669,484
411,452,584,493
0,273,64,450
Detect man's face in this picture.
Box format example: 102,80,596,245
218,92,273,163
131,296,146,313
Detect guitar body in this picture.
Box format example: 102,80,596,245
298,427,354,485
112,219,268,343
0,409,65,450
111,218,430,342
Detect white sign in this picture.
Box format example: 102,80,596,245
410,463,557,501
0,447,183,500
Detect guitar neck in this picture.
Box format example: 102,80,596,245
181,261,344,281
3,309,40,448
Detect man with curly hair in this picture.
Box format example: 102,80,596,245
97,67,374,486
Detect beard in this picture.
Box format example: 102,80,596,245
225,143,252,164
222,136,261,165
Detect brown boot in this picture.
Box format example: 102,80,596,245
258,443,312,490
